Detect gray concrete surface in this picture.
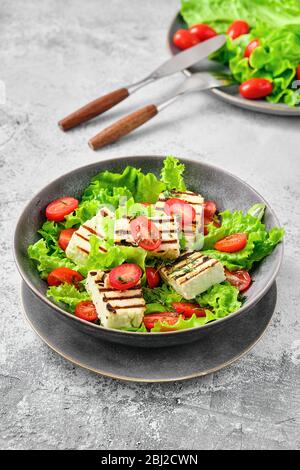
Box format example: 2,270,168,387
1,0,300,450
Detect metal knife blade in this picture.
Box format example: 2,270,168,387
150,35,226,79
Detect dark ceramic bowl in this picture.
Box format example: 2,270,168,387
14,156,283,348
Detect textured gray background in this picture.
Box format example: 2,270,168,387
1,0,300,450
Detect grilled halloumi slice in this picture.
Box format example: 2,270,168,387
155,190,204,251
160,251,225,300
114,215,180,260
86,270,145,329
65,207,114,266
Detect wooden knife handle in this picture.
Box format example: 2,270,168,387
58,88,130,131
88,104,158,150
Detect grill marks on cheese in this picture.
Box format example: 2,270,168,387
114,215,180,259
86,270,145,329
160,251,225,300
65,207,113,264
162,252,218,284
155,190,204,251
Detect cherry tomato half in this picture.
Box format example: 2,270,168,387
173,29,199,50
225,268,252,292
244,38,260,58
109,263,142,291
173,302,206,318
204,200,217,219
240,78,273,100
145,267,161,289
214,233,247,253
130,216,161,251
47,267,83,287
227,20,250,40
189,24,217,42
297,65,300,81
46,197,79,222
143,312,180,331
164,198,196,227
75,301,98,322
58,228,76,251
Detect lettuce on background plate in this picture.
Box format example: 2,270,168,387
180,0,300,106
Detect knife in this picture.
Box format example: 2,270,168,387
58,35,226,131
88,71,235,150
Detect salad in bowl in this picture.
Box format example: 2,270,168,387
26,156,284,334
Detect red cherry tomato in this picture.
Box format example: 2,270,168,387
143,312,180,331
109,263,142,291
173,302,206,318
297,65,300,80
214,233,247,253
240,78,273,100
164,198,196,227
227,20,250,40
204,200,217,219
189,24,217,42
145,267,161,289
47,267,83,287
130,216,161,251
204,200,220,235
46,197,79,222
75,301,98,322
225,268,252,292
58,228,76,251
244,38,260,58
173,29,199,50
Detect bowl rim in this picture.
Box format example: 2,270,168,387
14,154,284,337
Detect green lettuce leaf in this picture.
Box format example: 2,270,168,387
83,166,165,204
203,204,284,271
196,282,242,318
160,155,187,191
64,199,103,228
181,0,300,32
144,282,241,331
150,311,216,332
28,239,79,278
38,220,62,250
143,283,184,309
80,235,147,276
181,0,300,107
119,323,148,333
46,283,91,312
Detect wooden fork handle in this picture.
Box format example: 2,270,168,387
58,88,130,131
88,104,158,150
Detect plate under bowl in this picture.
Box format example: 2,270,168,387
22,282,277,382
14,156,283,348
167,13,300,117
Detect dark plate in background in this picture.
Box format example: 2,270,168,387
22,282,277,382
167,13,300,117
14,156,283,348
